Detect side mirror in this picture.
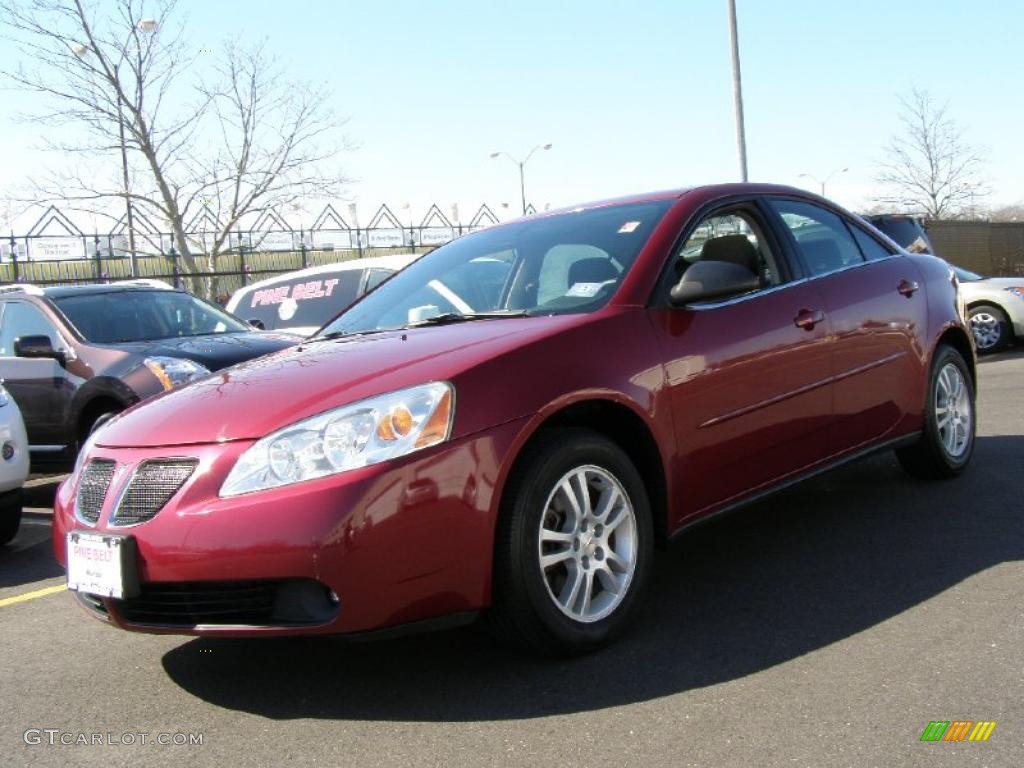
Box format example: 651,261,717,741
14,335,65,365
669,260,760,307
248,318,266,330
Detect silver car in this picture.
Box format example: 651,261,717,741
953,266,1024,353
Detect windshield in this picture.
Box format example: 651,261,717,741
234,269,366,330
53,290,249,343
320,200,672,336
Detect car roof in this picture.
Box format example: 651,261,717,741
1,283,180,300
504,183,823,221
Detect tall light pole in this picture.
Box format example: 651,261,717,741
490,143,552,215
73,18,156,275
798,167,848,197
727,0,748,182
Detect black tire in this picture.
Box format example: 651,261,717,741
968,304,1010,354
0,490,23,546
490,428,653,656
896,344,976,480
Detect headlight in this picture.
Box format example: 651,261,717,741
1005,286,1024,301
144,356,210,391
220,381,455,497
0,384,8,407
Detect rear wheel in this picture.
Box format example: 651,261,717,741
897,344,975,479
490,428,653,656
968,304,1010,353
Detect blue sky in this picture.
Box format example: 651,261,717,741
2,0,1022,227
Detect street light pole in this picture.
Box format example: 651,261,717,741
117,95,138,274
727,0,748,182
73,18,156,276
798,167,848,197
490,143,552,215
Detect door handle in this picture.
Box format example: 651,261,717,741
793,308,825,331
897,279,919,297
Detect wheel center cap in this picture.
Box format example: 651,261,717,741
581,531,596,555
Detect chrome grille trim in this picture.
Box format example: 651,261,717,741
75,459,116,524
112,458,199,526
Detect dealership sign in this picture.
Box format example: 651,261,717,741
29,237,86,260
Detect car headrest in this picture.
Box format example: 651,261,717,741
568,257,619,288
700,234,759,275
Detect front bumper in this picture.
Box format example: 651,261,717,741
53,419,524,636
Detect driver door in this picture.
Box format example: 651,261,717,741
649,202,835,517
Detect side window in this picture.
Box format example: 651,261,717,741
849,226,895,261
768,200,865,276
671,210,782,289
537,244,618,306
0,302,58,356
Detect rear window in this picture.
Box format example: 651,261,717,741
238,270,364,330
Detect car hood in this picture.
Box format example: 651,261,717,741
96,316,582,448
103,331,300,370
980,277,1024,288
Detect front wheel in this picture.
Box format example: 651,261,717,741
490,428,653,656
896,344,975,479
968,304,1010,353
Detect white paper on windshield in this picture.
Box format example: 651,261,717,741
618,221,641,234
566,282,605,298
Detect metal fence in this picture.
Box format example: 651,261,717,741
0,202,512,299
925,220,1024,277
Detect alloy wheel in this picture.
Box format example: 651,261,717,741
537,465,638,623
934,362,972,458
969,311,1002,350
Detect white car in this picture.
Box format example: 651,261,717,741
0,383,30,545
226,254,421,336
953,267,1024,353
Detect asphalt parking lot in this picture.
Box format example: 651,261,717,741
1,351,1021,768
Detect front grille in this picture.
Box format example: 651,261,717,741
76,459,116,523
113,579,337,627
112,459,198,525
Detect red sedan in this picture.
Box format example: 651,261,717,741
52,184,976,655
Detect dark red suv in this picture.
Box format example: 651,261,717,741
53,184,975,655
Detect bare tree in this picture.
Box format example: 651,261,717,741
0,0,347,296
875,88,987,219
989,203,1024,223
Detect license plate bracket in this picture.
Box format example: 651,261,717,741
66,531,140,599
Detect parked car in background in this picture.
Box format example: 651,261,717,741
225,254,420,336
949,266,1024,353
54,184,976,655
0,382,30,545
0,282,298,469
865,214,1023,352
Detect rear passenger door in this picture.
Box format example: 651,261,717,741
764,198,927,452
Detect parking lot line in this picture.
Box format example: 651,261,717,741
0,584,66,608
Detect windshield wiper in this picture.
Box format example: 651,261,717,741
304,329,389,343
402,310,531,328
